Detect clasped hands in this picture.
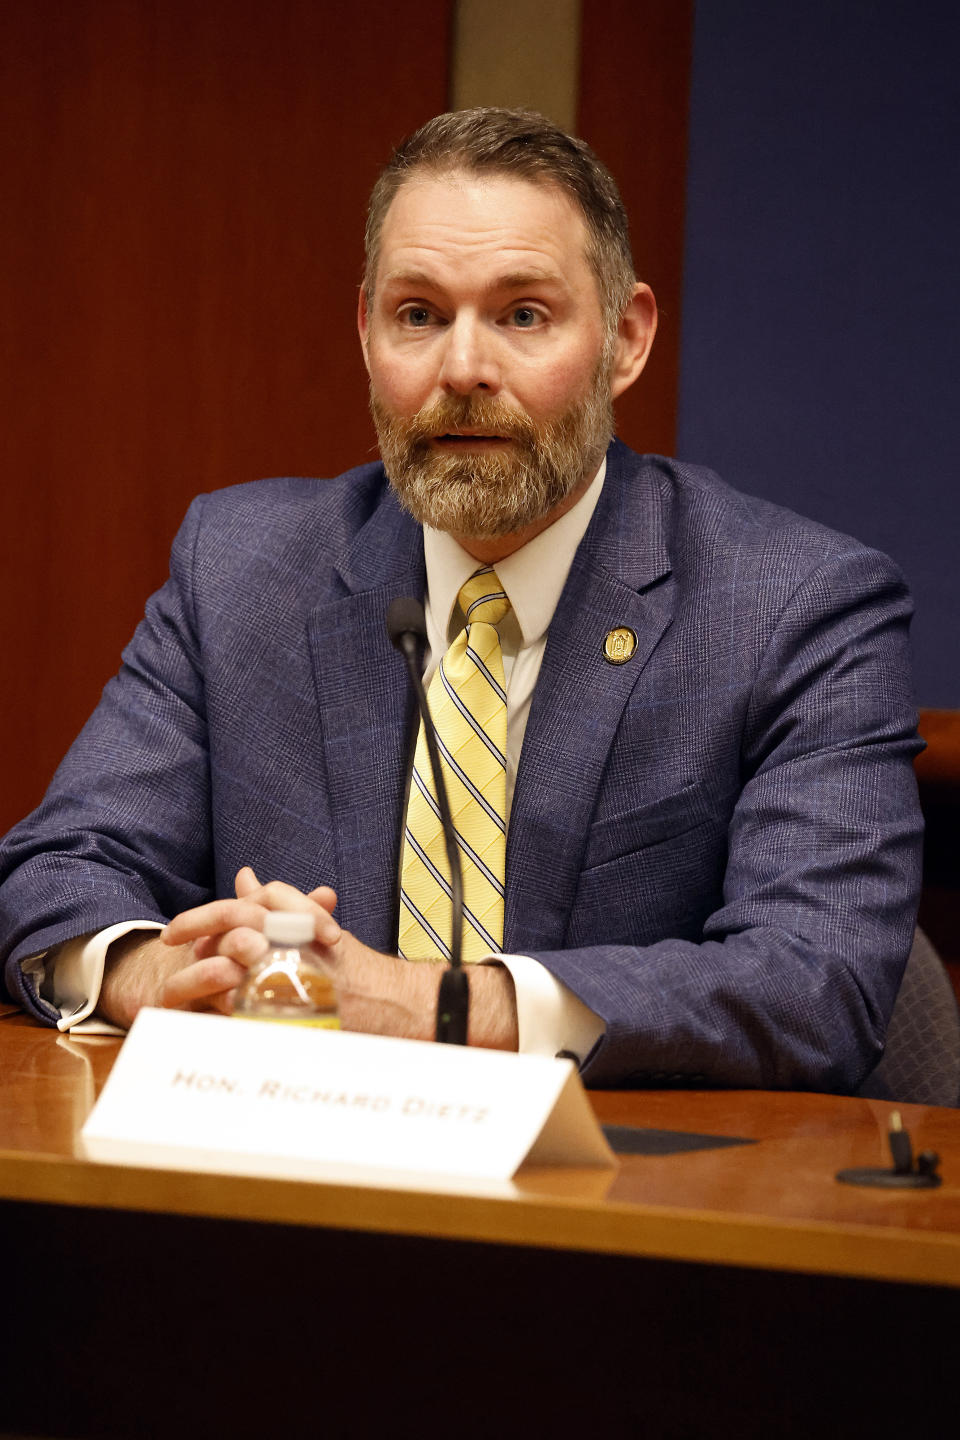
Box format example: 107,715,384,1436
98,866,517,1050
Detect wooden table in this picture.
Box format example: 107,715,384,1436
2,1010,958,1438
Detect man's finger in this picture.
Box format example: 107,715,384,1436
163,898,273,945
206,987,239,1017
161,955,247,1009
164,887,341,950
235,865,261,897
308,884,338,913
243,878,320,911
233,878,342,944
193,926,269,966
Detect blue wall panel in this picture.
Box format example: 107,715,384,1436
677,1,958,704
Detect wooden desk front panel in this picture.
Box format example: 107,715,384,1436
3,1191,956,1440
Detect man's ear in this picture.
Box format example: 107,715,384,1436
357,284,372,376
610,283,658,400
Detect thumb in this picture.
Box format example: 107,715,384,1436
235,865,261,897
308,884,339,914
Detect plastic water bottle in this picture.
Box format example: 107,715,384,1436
232,910,339,1028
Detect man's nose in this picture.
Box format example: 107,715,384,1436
437,315,501,395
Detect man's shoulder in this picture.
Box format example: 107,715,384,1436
195,462,391,531
175,462,407,578
612,442,897,573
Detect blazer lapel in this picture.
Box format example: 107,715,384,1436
505,444,677,952
307,488,425,951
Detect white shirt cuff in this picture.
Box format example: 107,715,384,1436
41,921,164,1035
491,953,605,1064
39,928,605,1057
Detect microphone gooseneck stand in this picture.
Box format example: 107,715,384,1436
386,597,469,1045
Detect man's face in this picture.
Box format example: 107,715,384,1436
358,171,619,540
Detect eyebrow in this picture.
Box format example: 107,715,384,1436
380,266,567,292
495,268,566,289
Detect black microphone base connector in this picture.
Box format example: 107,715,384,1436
436,966,469,1046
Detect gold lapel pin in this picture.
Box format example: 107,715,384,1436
602,626,638,665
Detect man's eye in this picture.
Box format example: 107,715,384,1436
402,307,433,327
511,307,540,328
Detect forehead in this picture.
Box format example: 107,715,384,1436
375,171,595,290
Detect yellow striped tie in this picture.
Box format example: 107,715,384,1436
398,567,509,963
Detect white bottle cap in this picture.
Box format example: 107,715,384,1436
262,911,316,947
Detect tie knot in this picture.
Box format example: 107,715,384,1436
458,567,510,629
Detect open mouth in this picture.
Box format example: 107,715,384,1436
433,433,512,446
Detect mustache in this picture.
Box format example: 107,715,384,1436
387,395,539,447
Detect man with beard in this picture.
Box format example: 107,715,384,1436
0,109,922,1092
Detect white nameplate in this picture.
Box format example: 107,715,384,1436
80,1008,616,1184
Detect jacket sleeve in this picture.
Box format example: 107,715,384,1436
529,547,924,1093
0,496,214,1021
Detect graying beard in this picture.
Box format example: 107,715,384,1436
371,381,613,539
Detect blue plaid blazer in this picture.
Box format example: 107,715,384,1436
0,441,923,1089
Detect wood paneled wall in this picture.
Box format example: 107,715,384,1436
1,0,450,831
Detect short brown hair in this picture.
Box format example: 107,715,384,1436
364,107,636,328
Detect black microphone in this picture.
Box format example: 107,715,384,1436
386,597,469,1046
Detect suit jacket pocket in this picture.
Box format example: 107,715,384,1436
581,782,717,871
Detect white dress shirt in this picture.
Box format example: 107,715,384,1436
35,463,609,1061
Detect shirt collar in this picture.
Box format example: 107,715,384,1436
423,457,606,648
